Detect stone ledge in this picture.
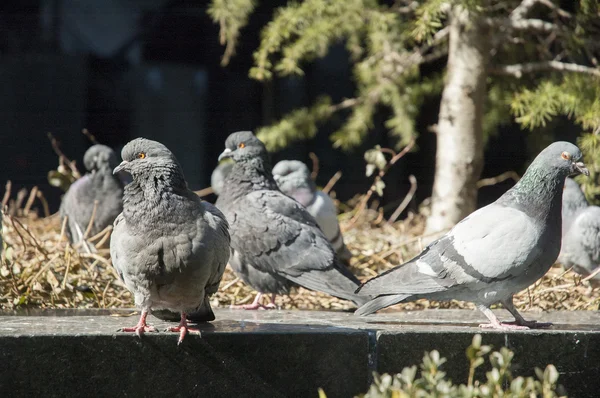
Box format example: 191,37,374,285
0,309,598,397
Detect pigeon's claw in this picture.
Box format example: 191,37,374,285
229,293,277,310
120,325,158,336
120,310,156,336
167,313,201,345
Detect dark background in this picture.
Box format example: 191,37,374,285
0,0,582,214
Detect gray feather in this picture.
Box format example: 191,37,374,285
216,131,366,306
356,141,587,320
272,160,351,261
59,145,124,245
110,138,230,319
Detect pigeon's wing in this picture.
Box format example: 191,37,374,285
562,206,600,272
110,213,127,282
231,190,361,302
358,204,542,296
308,192,344,249
60,176,94,243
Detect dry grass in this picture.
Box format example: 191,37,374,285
1,188,599,313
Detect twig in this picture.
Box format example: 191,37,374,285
582,266,600,282
23,186,38,216
2,181,11,208
309,152,319,180
62,252,71,290
388,175,418,224
83,200,98,239
47,132,81,179
36,191,50,217
15,189,27,214
322,171,342,195
221,277,241,291
347,139,415,228
82,128,99,145
476,171,521,188
491,61,600,78
194,187,214,197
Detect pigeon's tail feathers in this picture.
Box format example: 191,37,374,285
354,294,409,316
285,268,367,306
187,295,216,322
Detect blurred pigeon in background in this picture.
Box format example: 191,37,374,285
273,160,352,263
59,145,125,247
210,160,233,196
216,131,368,309
110,138,230,344
561,178,589,236
355,142,589,330
559,178,600,283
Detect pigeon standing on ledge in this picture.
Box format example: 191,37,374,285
60,145,125,246
559,178,600,282
110,138,230,344
216,131,368,309
355,141,589,330
273,160,352,263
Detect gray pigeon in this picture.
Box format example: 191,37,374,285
110,138,230,344
558,178,600,282
355,142,589,330
561,178,589,236
272,160,352,262
215,131,368,309
59,145,125,246
210,160,234,196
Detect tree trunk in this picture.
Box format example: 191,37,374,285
424,6,490,236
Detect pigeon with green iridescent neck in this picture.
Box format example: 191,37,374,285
355,142,589,330
272,160,352,262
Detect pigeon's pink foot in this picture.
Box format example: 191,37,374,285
478,322,530,330
120,310,156,337
166,313,201,345
230,302,276,310
230,293,277,310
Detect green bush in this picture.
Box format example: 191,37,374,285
320,334,566,398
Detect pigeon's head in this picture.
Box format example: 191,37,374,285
218,131,268,163
532,141,589,178
114,138,184,183
83,145,119,173
272,160,314,193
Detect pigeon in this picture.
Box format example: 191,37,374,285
558,178,600,282
210,161,234,196
272,160,352,262
215,131,368,309
59,145,125,247
110,138,230,344
355,141,589,330
561,178,589,236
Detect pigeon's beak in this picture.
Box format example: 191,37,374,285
113,160,129,175
218,148,233,162
573,161,590,177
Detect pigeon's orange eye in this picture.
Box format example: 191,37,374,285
561,151,571,160
238,142,245,149
137,152,146,159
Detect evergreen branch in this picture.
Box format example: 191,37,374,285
492,61,600,78
536,0,572,18
207,0,256,66
510,0,540,21
507,18,557,33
